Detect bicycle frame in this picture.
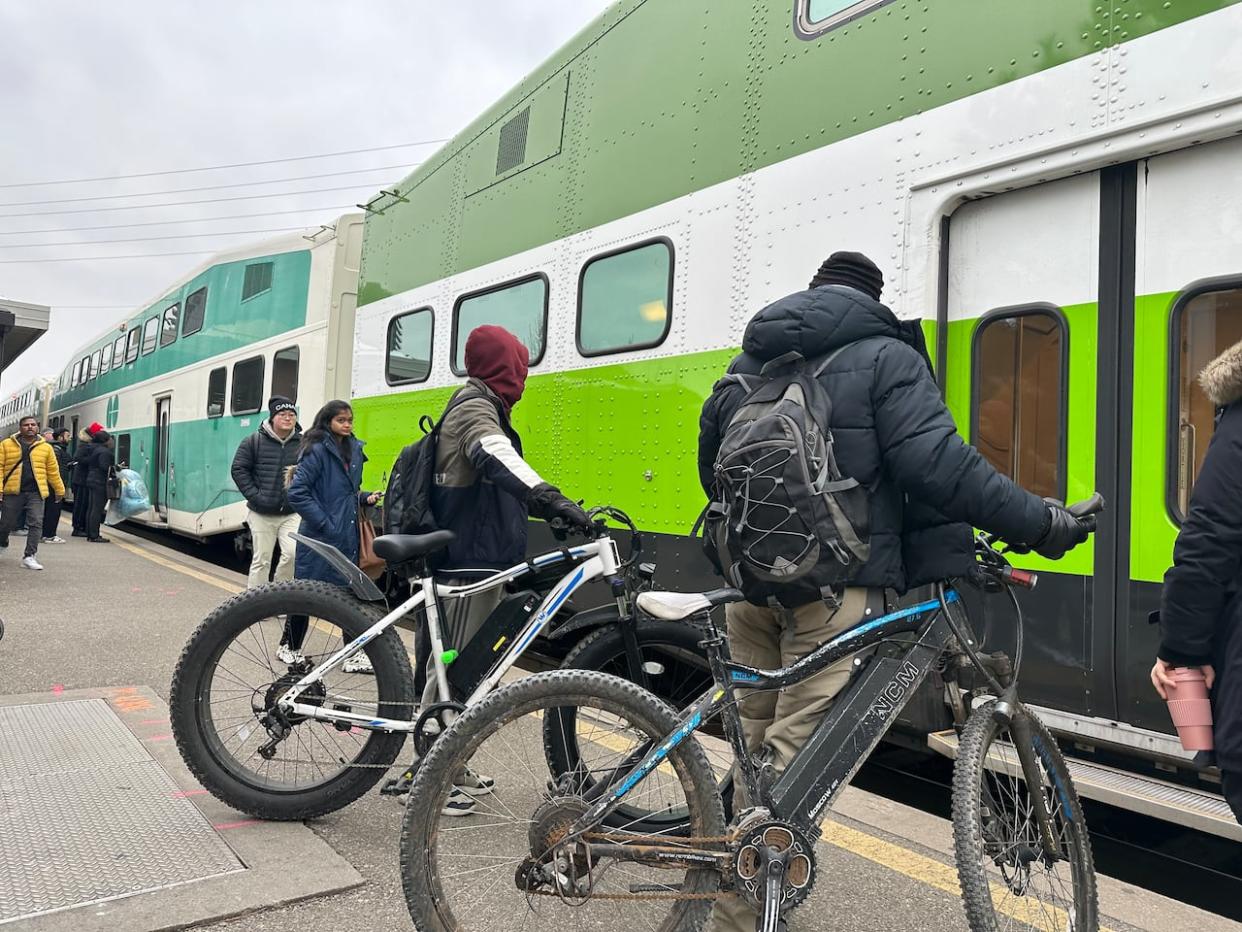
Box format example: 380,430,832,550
275,534,623,732
576,590,962,835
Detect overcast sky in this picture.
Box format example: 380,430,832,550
0,1,612,397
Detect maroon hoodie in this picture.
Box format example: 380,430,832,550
464,325,529,409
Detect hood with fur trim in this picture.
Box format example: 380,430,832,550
1199,339,1242,408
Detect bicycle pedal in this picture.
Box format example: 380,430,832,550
381,769,416,798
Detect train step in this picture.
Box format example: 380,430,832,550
928,728,1242,842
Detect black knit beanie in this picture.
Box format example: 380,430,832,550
268,395,297,422
809,251,884,300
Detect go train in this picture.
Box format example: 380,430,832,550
47,216,362,545
0,377,50,439
42,0,1242,834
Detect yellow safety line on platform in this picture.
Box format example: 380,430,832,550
112,538,242,594
820,820,1112,932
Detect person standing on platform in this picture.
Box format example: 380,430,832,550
70,423,102,537
286,400,379,669
1154,336,1242,823
40,428,72,544
81,428,115,543
231,396,302,589
0,416,66,570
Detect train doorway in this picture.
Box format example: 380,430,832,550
153,395,172,521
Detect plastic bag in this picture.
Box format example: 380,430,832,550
105,468,152,525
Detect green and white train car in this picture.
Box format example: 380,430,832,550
0,377,51,438
348,0,1242,820
48,215,363,542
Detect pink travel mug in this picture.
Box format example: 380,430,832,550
1165,667,1214,752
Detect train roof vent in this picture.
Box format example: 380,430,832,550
496,107,530,176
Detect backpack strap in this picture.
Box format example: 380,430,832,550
759,350,805,376
810,344,853,378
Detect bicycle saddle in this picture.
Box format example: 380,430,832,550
372,530,456,563
636,588,744,620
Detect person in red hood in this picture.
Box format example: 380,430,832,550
421,324,591,814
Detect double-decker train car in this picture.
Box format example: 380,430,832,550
0,377,51,438
347,0,1242,834
47,215,363,545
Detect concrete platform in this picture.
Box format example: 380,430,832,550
0,527,1237,931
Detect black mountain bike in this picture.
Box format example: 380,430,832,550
398,496,1104,932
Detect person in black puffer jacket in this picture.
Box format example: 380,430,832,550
82,429,115,543
231,396,303,589
701,252,1094,932
1154,337,1242,822
69,424,101,537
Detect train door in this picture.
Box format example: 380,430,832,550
1121,137,1242,732
70,415,79,456
943,170,1120,722
153,395,172,521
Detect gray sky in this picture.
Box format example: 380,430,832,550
0,1,612,397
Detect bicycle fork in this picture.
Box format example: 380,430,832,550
991,690,1063,864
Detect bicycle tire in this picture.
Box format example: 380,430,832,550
543,619,735,832
170,581,414,820
952,700,1098,931
401,669,725,932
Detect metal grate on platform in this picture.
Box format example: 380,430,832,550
0,699,243,924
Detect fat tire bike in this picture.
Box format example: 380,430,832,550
398,496,1105,932
169,506,720,825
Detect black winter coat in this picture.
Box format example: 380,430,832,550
231,423,302,515
1159,339,1242,772
287,435,371,587
699,285,1049,595
81,438,114,489
50,441,70,488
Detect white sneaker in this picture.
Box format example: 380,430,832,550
12,528,26,537
342,652,374,675
22,556,43,571
276,644,305,665
42,536,66,544
453,767,495,797
440,788,477,817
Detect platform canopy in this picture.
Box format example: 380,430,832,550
0,297,51,373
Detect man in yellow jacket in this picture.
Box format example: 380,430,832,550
0,416,67,570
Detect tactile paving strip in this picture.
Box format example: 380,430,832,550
0,699,242,924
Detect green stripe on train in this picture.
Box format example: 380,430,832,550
359,0,1240,304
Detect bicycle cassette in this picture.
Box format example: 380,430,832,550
732,820,816,912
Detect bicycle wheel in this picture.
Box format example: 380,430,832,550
170,581,415,820
952,701,1098,932
543,619,734,833
400,669,725,932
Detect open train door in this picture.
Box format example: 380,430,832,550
942,170,1121,724
153,394,172,522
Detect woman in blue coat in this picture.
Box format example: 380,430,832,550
282,400,379,666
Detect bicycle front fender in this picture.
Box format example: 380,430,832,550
546,603,622,641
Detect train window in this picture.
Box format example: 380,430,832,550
971,307,1066,501
451,274,548,374
578,239,674,356
89,350,101,381
141,317,159,356
161,303,180,347
231,356,265,415
386,308,434,385
206,367,227,418
271,346,300,402
183,286,207,337
1170,284,1242,517
242,262,274,302
124,327,140,364
112,336,125,369
71,360,82,387
100,342,112,375
115,433,131,468
794,0,894,37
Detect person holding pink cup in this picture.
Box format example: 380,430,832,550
1153,333,1242,825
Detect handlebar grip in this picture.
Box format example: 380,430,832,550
1068,493,1105,519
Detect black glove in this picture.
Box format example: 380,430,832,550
1030,500,1095,560
529,483,591,529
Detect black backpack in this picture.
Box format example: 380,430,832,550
382,389,502,564
697,348,871,609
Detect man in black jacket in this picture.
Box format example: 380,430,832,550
700,252,1094,932
1154,337,1242,822
40,428,72,544
231,396,302,589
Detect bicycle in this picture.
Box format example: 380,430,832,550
398,495,1104,932
169,505,716,825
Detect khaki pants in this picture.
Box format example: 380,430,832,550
421,580,504,706
246,510,299,589
712,587,873,932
